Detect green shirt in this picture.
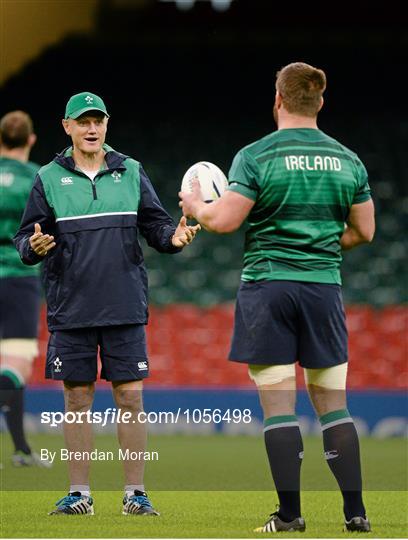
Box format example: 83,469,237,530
0,157,40,278
228,128,371,285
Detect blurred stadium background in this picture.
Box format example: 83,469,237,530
0,0,406,441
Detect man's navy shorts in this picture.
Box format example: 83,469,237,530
45,324,149,382
229,280,348,368
0,276,42,339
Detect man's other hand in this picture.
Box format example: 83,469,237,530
171,216,201,248
29,223,56,256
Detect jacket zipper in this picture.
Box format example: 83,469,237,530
63,166,125,202
89,168,124,201
90,178,97,200
89,170,107,201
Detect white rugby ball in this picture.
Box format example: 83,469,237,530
181,161,228,203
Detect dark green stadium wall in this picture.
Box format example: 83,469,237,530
0,0,406,306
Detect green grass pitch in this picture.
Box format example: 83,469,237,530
1,434,407,538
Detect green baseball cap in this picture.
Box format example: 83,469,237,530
64,92,109,119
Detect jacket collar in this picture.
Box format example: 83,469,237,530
54,144,128,172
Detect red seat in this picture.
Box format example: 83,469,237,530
28,303,408,390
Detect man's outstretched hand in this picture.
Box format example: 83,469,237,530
29,223,56,257
171,216,201,248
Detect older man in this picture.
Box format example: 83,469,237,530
14,92,200,516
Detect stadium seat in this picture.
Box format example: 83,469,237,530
29,304,407,390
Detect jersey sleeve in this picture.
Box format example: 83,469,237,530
227,150,260,201
352,159,371,204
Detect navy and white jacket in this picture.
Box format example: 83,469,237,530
14,145,180,330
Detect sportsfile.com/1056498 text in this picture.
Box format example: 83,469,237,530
40,408,252,427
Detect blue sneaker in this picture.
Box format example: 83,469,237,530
122,490,159,515
48,492,94,515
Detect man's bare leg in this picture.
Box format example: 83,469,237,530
63,381,95,489
112,380,158,515
112,379,146,487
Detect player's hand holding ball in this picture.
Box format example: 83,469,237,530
179,161,228,219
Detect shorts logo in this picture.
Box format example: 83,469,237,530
138,361,148,371
54,357,62,373
61,177,73,185
85,95,94,104
324,450,339,460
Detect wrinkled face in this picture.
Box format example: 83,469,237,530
62,113,108,154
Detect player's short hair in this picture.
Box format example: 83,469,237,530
276,62,327,117
0,110,34,149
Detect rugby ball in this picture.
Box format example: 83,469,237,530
181,161,228,203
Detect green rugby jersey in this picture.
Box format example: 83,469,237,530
0,157,40,278
228,128,371,285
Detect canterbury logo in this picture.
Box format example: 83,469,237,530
138,361,148,371
61,177,73,185
324,450,339,460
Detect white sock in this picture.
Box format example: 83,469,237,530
125,484,145,497
70,485,91,496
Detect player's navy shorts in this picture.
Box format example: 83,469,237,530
229,280,347,368
45,324,149,382
0,276,42,339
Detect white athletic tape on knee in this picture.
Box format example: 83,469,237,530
304,363,348,390
248,364,296,386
